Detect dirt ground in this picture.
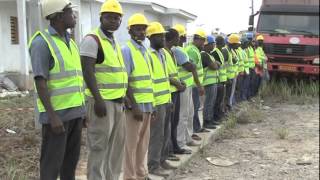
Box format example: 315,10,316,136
172,101,319,180
0,94,319,180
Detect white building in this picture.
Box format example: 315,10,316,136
0,0,196,90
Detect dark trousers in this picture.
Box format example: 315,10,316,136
225,79,233,110
249,69,256,98
253,75,262,96
213,82,226,122
236,75,244,103
192,87,201,132
170,92,181,152
242,74,250,101
40,118,83,180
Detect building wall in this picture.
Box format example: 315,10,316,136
0,1,21,73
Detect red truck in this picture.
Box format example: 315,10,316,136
250,0,319,78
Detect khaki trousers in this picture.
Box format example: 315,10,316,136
124,111,151,180
86,98,126,180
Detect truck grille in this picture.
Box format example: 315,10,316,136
264,44,319,56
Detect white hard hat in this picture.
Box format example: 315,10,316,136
41,0,77,18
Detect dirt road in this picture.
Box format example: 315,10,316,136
171,102,319,180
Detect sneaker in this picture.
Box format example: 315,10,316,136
161,161,177,170
150,167,171,177
191,134,202,141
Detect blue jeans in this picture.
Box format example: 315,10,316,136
203,84,218,126
192,87,201,132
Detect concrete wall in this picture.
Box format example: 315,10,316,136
0,1,21,73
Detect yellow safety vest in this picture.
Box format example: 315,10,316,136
236,47,245,73
175,46,194,87
150,49,171,106
163,48,180,93
185,44,204,84
126,41,154,103
202,52,219,86
256,46,268,69
224,47,237,79
29,30,84,112
212,48,227,83
247,46,255,68
85,28,128,100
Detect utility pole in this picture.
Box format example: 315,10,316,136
251,0,254,15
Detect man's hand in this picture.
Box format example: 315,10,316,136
132,107,143,121
83,117,88,128
177,82,186,92
94,98,106,117
197,85,205,96
49,114,65,134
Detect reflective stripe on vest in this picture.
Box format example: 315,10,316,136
126,41,154,103
85,28,128,100
202,52,219,86
213,48,227,83
29,30,84,112
247,46,255,68
236,48,245,73
163,48,180,92
175,46,194,87
224,47,236,79
185,44,204,84
150,49,171,106
242,47,250,74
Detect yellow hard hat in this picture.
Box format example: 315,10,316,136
146,22,166,37
41,0,77,18
194,29,206,39
128,13,148,28
256,35,264,41
173,24,186,36
100,0,123,15
228,33,240,44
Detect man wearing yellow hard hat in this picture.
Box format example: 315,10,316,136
253,35,267,96
146,22,172,177
29,0,85,179
121,13,154,180
185,29,206,141
80,0,127,179
224,33,240,110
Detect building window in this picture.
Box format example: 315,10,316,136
10,16,19,44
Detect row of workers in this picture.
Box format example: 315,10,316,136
29,0,268,180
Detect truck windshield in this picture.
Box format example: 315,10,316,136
257,13,319,36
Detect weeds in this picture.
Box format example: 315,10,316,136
275,127,289,139
259,79,319,104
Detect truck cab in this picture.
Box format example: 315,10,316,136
253,0,319,78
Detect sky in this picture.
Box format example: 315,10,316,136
138,0,263,34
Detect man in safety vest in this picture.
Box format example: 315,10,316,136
162,28,187,163
224,34,240,110
29,0,85,179
254,35,268,96
146,22,172,177
171,24,203,154
211,36,228,123
235,37,246,103
185,29,207,138
121,13,154,180
245,32,256,99
80,0,128,179
239,36,251,101
201,35,221,129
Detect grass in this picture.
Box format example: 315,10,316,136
275,127,289,139
259,79,319,104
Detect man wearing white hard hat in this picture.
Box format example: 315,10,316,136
29,0,85,179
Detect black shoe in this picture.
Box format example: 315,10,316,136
211,121,220,125
174,148,192,154
203,124,216,129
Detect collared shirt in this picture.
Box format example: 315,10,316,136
80,27,116,60
121,39,153,113
171,46,189,66
29,25,85,124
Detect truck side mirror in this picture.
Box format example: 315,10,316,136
249,15,254,26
